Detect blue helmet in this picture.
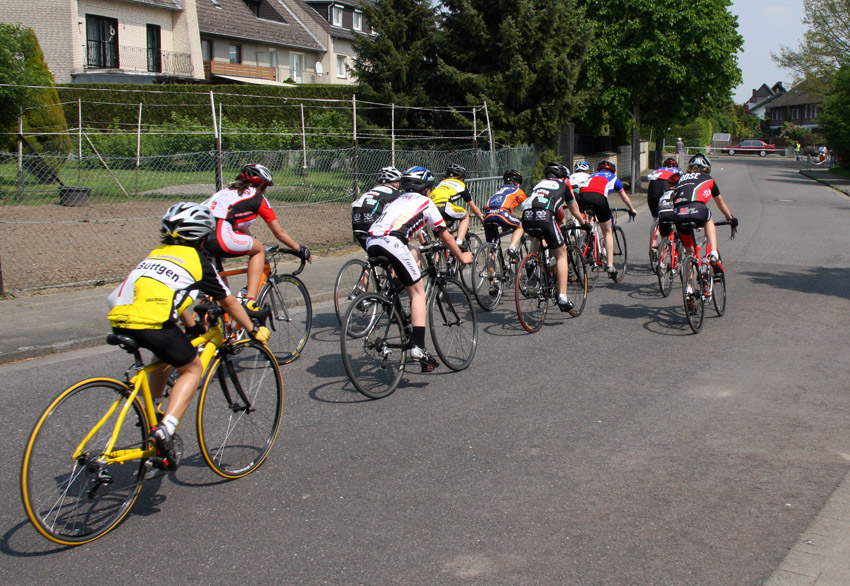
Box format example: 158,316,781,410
400,166,435,193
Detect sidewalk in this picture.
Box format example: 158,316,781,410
799,167,850,197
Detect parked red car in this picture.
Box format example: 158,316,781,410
721,140,776,157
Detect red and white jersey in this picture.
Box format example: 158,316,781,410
369,193,446,243
204,186,277,231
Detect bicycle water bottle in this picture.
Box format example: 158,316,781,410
548,254,557,274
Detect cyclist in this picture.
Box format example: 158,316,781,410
108,202,270,471
568,160,592,199
204,163,311,310
520,162,588,313
578,159,638,280
483,169,528,264
367,166,473,371
429,164,486,249
647,157,682,220
672,153,738,271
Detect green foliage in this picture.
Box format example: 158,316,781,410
437,0,591,145
670,118,713,148
0,25,69,154
819,65,850,167
773,0,850,83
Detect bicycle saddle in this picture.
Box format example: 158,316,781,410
107,334,140,353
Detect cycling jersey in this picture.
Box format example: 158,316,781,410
485,184,527,213
579,170,624,198
647,166,682,216
351,184,401,233
521,178,575,215
568,172,591,197
369,192,447,244
672,171,720,204
430,177,472,222
108,244,230,330
204,186,277,231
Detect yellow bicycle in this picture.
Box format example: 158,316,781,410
20,301,284,546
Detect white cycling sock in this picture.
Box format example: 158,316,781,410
162,414,179,435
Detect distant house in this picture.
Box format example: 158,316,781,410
1,0,205,83
303,0,375,84
743,82,786,118
764,88,823,130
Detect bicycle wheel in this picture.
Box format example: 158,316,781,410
429,277,478,371
648,221,660,275
197,340,283,479
584,233,601,291
333,259,373,326
341,293,407,399
681,257,705,333
656,238,675,297
471,243,503,311
517,233,532,260
567,247,588,317
610,225,628,282
258,275,312,364
515,253,547,333
21,378,148,545
712,265,727,316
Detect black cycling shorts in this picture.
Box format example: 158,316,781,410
521,209,565,250
112,323,197,368
673,201,711,236
578,192,612,223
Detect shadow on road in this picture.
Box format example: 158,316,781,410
742,266,850,300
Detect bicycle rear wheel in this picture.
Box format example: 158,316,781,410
341,293,407,399
649,221,660,275
258,275,312,364
197,340,283,479
681,257,705,333
21,379,148,545
515,253,547,333
471,243,503,311
429,277,478,371
657,239,675,297
567,247,588,317
610,225,628,282
712,265,727,316
333,259,374,325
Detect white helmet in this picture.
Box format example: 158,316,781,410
161,202,215,242
379,166,402,183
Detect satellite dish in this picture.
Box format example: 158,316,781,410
315,62,324,75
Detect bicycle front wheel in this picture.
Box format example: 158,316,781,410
333,259,374,326
471,243,503,311
681,257,705,333
657,238,675,297
21,379,148,545
648,221,660,275
429,277,478,371
515,253,547,333
341,293,407,399
197,340,283,479
567,247,588,317
611,225,628,282
259,275,312,364
712,265,727,316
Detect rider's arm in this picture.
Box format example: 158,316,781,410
220,295,261,333
468,199,486,223
566,199,585,225
266,219,311,261
616,188,638,217
713,194,734,221
436,227,473,264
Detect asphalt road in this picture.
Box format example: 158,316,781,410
2,157,849,585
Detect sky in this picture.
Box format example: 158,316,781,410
729,0,808,104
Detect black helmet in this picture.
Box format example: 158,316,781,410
688,152,711,173
445,164,466,179
503,169,522,184
237,163,274,186
597,159,615,173
663,157,678,167
161,202,216,242
543,161,569,179
400,166,435,194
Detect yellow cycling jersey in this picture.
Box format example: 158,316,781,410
107,244,230,330
429,178,470,206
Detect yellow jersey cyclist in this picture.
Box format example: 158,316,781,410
429,164,486,249
108,202,270,471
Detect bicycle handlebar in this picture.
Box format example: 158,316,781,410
265,245,307,276
611,207,636,223
714,220,738,240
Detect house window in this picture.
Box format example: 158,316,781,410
244,0,261,16
229,44,242,64
336,55,347,78
146,24,162,72
813,105,818,119
202,38,213,61
290,52,304,82
332,5,343,27
85,14,119,69
353,11,362,31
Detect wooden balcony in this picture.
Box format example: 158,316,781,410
203,61,277,81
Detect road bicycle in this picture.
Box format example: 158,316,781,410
576,207,630,288
333,233,393,325
219,246,311,364
514,224,588,333
21,301,283,546
648,218,662,275
340,240,478,400
656,222,685,297
680,220,736,333
469,229,530,311
430,228,482,288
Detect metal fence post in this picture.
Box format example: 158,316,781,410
352,94,359,198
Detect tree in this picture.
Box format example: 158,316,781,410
578,0,743,154
352,0,443,132
436,0,591,146
773,0,850,83
818,65,850,167
0,24,69,153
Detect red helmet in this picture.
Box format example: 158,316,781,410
597,159,615,173
663,157,678,167
237,163,274,186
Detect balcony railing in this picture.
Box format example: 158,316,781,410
86,42,193,76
